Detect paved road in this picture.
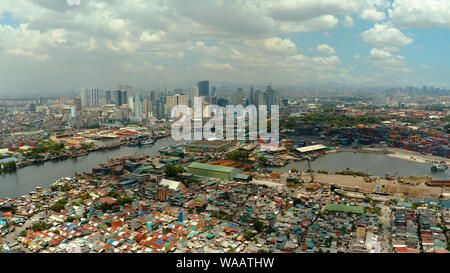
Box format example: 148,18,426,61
379,205,392,253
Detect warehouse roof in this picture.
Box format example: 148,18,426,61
160,179,184,190
296,144,327,153
187,162,236,173
133,165,154,174
324,204,364,214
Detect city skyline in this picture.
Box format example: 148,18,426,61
0,0,450,95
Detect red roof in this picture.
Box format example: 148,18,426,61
395,247,420,253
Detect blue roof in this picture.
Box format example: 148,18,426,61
0,157,18,164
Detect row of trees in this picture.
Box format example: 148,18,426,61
0,161,17,172
225,150,250,161
23,142,66,159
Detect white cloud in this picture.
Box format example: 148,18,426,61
317,44,336,55
264,37,296,53
342,16,355,27
361,23,413,47
389,0,450,29
140,31,165,43
359,8,386,21
368,48,412,72
279,15,339,33
422,64,431,70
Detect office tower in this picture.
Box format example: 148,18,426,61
72,97,82,111
211,86,216,97
105,90,112,104
249,86,255,105
282,98,288,107
135,93,142,121
256,90,264,107
237,88,243,105
190,87,199,107
80,88,88,108
165,94,189,118
143,98,149,117
198,80,209,101
60,96,69,105
37,97,45,106
156,98,165,119
114,90,122,106
210,96,217,105
90,88,99,107
150,90,155,101
29,104,37,112
121,90,127,107
71,106,77,119
128,96,134,112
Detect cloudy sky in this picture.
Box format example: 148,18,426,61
0,0,449,95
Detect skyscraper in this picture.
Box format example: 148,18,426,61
249,86,255,105
121,90,127,107
190,86,199,107
134,93,142,121
105,90,112,104
198,80,209,101
237,88,243,105
73,97,81,111
114,90,122,106
80,88,88,108
90,88,99,107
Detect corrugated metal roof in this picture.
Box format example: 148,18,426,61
187,162,236,173
296,144,327,153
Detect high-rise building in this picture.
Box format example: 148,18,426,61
121,90,127,107
60,96,69,105
105,90,112,104
71,106,77,119
190,87,199,107
90,88,99,107
80,88,88,108
249,86,255,105
134,93,142,121
237,88,243,105
156,98,165,120
150,90,155,101
72,97,82,111
128,96,134,112
211,86,216,97
143,98,149,118
165,94,189,118
255,90,263,107
198,80,209,101
114,90,122,106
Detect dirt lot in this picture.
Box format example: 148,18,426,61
303,173,447,200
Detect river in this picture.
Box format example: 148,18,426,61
1,144,449,198
280,152,450,179
0,137,178,198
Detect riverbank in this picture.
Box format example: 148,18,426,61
332,146,450,165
